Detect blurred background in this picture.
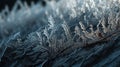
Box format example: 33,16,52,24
0,0,48,11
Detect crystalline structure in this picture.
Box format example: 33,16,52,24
0,0,120,67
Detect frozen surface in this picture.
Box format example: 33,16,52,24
0,0,120,67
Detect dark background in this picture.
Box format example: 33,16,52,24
0,0,46,12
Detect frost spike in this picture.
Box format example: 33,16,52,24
62,21,72,40
31,1,35,7
79,22,86,31
74,25,81,36
4,5,9,15
24,1,29,9
11,0,23,12
90,24,94,33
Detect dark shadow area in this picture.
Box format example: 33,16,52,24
0,0,46,12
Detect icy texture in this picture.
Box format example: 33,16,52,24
0,0,120,67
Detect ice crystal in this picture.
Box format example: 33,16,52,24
0,0,120,66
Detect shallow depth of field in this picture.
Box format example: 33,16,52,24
0,0,120,67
